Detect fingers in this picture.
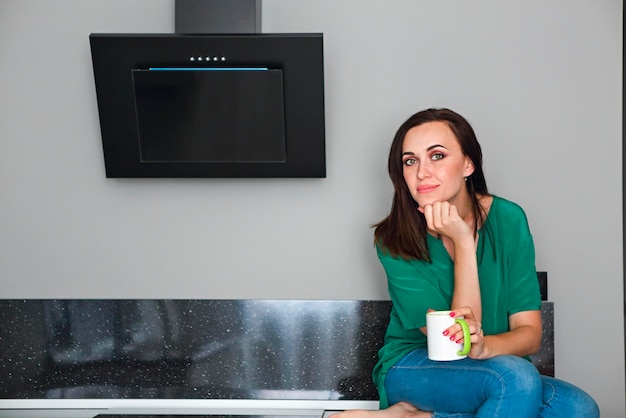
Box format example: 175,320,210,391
444,313,482,344
421,201,465,238
469,323,484,345
449,307,474,319
422,204,434,230
446,322,483,344
421,201,446,234
426,201,452,230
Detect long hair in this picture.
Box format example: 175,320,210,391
373,108,489,261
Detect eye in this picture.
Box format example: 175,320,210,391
404,157,418,166
431,152,444,161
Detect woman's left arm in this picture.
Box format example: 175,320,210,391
470,309,542,359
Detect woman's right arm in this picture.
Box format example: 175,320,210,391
422,201,482,322
469,309,542,359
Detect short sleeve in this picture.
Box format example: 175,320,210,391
506,233,542,314
501,204,542,314
377,245,452,330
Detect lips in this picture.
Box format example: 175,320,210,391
417,184,439,194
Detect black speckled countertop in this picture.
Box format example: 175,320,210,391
0,299,553,401
0,300,388,400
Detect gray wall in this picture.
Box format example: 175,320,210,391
0,0,623,416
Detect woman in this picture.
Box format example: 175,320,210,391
336,109,599,417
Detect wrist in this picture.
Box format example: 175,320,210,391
476,335,494,359
453,235,476,250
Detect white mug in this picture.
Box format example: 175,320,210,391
426,310,471,361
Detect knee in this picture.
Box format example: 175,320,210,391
542,377,600,418
575,394,600,418
487,355,542,399
585,397,600,418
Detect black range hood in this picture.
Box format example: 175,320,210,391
89,32,325,178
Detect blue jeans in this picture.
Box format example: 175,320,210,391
385,348,599,418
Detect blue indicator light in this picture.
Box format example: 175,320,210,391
148,67,269,71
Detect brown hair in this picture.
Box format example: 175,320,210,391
373,108,489,261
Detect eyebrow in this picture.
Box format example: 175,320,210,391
402,144,447,156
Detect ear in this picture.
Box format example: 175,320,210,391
463,157,475,178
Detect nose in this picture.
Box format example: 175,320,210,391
416,160,431,179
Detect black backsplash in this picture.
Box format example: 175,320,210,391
538,271,548,301
0,300,387,400
0,275,551,401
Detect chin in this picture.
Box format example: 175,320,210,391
415,197,438,207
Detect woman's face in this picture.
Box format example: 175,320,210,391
401,121,475,208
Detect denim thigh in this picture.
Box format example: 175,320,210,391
385,348,543,418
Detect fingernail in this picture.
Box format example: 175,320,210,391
450,336,456,341
443,330,449,336
449,312,456,317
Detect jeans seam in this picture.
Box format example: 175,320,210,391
543,381,557,404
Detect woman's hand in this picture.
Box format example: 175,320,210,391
446,306,486,359
420,201,474,245
445,308,543,360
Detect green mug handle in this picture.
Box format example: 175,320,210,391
455,318,472,356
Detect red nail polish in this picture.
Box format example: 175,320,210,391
449,312,456,317
443,330,449,336
450,336,455,341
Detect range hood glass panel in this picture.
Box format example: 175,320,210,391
133,68,286,163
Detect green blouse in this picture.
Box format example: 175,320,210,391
372,195,542,408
